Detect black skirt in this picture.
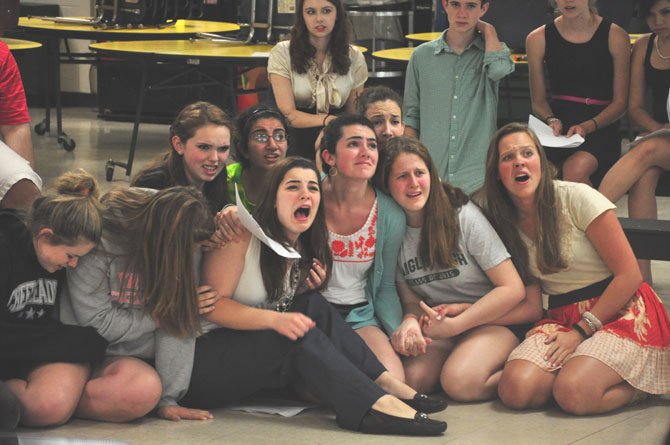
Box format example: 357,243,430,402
0,321,108,379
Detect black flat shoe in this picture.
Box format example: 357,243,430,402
358,409,447,436
401,393,448,414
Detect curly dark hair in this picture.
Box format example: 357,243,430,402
289,0,354,75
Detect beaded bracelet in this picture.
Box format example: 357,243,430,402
572,323,589,339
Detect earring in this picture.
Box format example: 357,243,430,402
329,166,338,177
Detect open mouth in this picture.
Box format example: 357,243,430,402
265,153,280,161
515,174,530,183
203,165,219,174
406,191,421,198
295,206,311,221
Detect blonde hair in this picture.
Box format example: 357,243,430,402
27,169,103,245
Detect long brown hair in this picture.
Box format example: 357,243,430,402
380,137,468,269
28,169,103,246
101,186,215,337
289,0,353,75
480,123,566,283
253,157,332,301
132,101,234,212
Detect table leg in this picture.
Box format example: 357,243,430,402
105,59,148,181
33,37,53,137
53,37,75,151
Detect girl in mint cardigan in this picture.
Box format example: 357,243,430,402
319,114,406,380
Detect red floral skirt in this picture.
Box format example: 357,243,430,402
508,283,670,394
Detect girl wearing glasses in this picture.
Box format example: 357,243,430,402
132,102,233,214
268,0,367,160
227,105,290,212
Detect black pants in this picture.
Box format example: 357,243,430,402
181,292,387,431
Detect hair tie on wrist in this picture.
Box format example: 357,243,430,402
572,323,589,339
590,118,599,130
323,114,331,127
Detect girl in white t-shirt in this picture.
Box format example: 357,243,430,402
379,136,542,401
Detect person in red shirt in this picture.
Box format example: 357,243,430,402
0,0,41,210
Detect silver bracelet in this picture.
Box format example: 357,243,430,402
583,311,603,331
582,315,597,334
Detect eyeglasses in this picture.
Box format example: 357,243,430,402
251,130,287,144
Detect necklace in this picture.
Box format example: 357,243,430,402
273,259,301,312
655,36,670,60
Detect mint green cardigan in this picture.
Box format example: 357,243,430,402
344,189,405,335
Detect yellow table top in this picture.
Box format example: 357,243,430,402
91,40,366,59
372,47,414,62
405,32,442,43
90,40,275,60
1,37,42,51
18,17,239,36
373,47,527,65
408,31,645,46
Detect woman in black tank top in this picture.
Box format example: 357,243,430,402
525,0,630,186
599,0,670,283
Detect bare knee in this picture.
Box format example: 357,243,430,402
86,360,162,421
630,139,662,165
498,364,552,410
562,155,597,184
21,387,80,427
553,373,593,415
441,367,491,402
114,367,162,420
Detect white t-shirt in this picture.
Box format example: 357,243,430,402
521,180,615,296
396,201,510,306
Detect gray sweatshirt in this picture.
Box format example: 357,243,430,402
60,235,199,407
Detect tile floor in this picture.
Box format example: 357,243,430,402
8,107,670,445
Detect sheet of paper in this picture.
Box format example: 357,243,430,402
251,52,271,57
227,398,316,417
528,114,585,148
234,185,301,259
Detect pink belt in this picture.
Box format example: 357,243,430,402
552,95,611,106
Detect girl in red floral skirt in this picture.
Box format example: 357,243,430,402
480,123,670,415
